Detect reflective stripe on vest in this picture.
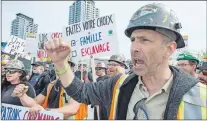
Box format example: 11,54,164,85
177,82,207,120
72,104,88,120
109,77,207,120
42,80,88,120
109,75,129,120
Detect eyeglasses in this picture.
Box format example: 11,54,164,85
95,67,105,71
177,64,192,67
198,70,207,76
78,64,87,67
5,69,20,74
133,98,149,120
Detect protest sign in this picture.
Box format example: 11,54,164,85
36,32,62,49
24,33,38,58
36,32,62,61
1,103,63,120
63,14,119,63
3,35,26,57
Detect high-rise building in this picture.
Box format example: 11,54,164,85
11,13,38,40
68,0,100,25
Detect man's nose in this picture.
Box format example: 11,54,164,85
131,41,143,51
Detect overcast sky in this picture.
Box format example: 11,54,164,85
2,1,206,59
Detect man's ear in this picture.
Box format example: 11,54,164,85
166,41,177,57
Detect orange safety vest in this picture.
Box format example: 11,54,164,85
42,81,88,120
109,75,207,120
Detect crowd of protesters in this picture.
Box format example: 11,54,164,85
1,2,207,120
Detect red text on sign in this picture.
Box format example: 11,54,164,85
81,42,110,56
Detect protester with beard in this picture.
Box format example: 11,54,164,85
28,62,50,95
197,58,207,85
177,53,199,78
25,3,207,120
1,60,36,106
105,55,127,78
44,63,56,81
44,64,50,72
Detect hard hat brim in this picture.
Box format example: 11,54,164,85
125,26,185,49
108,60,128,69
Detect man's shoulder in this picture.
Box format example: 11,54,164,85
170,66,198,83
41,71,50,76
183,82,206,107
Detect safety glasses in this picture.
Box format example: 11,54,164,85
95,67,105,71
5,69,20,74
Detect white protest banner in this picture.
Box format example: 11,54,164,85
3,35,26,56
36,32,62,61
63,14,119,63
1,103,63,120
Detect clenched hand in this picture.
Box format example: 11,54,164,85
12,84,28,97
44,38,72,64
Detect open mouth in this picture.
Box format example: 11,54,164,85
134,59,144,67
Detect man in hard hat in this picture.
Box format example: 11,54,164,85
21,3,207,120
94,62,109,120
177,53,200,78
95,62,108,82
107,54,127,77
197,57,207,85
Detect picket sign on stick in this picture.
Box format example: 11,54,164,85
80,59,83,83
86,59,89,83
62,14,119,63
90,55,100,119
90,55,96,82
